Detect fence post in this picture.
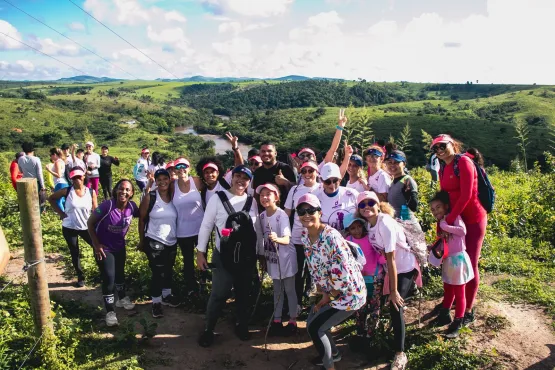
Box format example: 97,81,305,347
16,178,53,335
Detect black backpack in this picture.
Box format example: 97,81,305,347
200,177,231,210
216,191,257,274
143,190,157,231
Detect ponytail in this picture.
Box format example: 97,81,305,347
379,202,395,217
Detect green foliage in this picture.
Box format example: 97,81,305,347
344,107,373,152
396,122,412,153
514,119,530,171
421,129,433,151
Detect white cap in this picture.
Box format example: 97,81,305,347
320,162,341,181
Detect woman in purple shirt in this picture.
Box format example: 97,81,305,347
87,179,140,327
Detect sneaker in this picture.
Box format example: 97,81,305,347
268,321,283,337
445,318,463,338
462,310,475,327
161,294,181,308
116,296,135,310
152,303,164,318
311,352,342,366
75,280,85,288
105,311,118,327
391,352,407,370
234,324,251,341
282,322,298,337
433,308,453,327
198,330,214,348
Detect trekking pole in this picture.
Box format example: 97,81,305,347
263,222,283,361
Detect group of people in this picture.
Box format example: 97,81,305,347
11,109,489,370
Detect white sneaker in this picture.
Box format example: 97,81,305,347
391,352,407,370
106,311,119,327
116,296,135,310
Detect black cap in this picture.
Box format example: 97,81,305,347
154,169,170,179
61,143,70,150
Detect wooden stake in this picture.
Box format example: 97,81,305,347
16,178,53,335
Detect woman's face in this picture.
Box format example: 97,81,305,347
347,221,364,239
175,164,190,179
365,154,382,170
358,199,379,220
116,181,133,203
142,151,150,159
430,200,448,221
232,173,250,194
385,160,405,177
259,188,277,208
347,160,360,176
323,177,340,194
433,142,455,161
155,174,170,191
298,204,321,229
85,144,94,153
301,167,318,184
50,153,57,162
203,168,218,185
298,152,316,163
71,175,84,186
248,160,262,173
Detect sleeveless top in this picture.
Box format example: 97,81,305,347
145,190,178,245
53,159,68,187
62,187,92,230
173,178,203,238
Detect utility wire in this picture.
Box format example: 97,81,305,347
68,0,181,79
0,31,87,75
2,0,139,79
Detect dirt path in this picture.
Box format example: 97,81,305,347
4,251,555,370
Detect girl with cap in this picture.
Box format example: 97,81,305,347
343,213,386,354
87,179,139,327
165,160,178,181
48,167,98,288
284,161,321,312
10,152,24,190
85,142,101,195
195,157,232,207
428,191,474,338
138,168,179,318
258,183,298,336
99,145,120,200
134,148,151,193
385,150,419,221
432,134,487,327
356,191,420,370
345,154,368,193
297,193,366,370
365,145,391,202
171,157,205,299
46,148,70,211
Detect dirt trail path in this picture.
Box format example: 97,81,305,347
4,251,555,370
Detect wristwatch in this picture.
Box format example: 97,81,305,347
232,147,239,151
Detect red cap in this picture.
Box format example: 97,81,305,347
141,148,150,154
166,160,175,169
248,155,262,163
202,163,219,172
174,157,190,167
69,168,85,179
430,134,454,148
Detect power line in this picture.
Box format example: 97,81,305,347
2,0,139,79
0,31,88,75
68,0,181,79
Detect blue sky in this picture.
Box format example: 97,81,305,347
0,0,553,83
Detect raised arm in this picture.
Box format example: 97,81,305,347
225,132,244,166
323,108,347,164
339,140,353,179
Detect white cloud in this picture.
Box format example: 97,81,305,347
165,10,187,23
367,20,397,37
0,20,24,50
67,22,86,31
205,0,294,17
218,22,242,35
112,48,152,64
212,37,252,55
84,0,187,26
147,26,191,51
244,23,273,32
0,60,34,73
33,38,81,57
307,11,343,28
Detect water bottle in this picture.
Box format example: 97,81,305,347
400,205,410,221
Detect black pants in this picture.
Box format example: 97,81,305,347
62,227,93,280
390,269,417,352
144,238,178,299
99,174,113,200
177,236,199,295
294,244,311,305
96,249,127,312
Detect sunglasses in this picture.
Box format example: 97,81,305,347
301,168,315,174
431,143,448,153
358,199,378,209
296,207,321,216
299,153,314,160
175,164,189,170
323,178,339,186
248,161,262,166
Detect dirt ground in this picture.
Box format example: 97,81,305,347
5,251,555,370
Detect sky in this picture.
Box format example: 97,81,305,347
0,0,554,83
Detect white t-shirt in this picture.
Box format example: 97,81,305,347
284,183,321,244
346,179,366,193
315,187,359,231
67,156,86,171
368,169,391,194
145,190,178,246
260,208,297,279
86,152,101,178
62,187,92,230
367,213,417,274
135,157,149,182
204,171,232,205
173,179,203,238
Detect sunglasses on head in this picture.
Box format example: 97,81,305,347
175,164,189,170
323,178,339,186
248,161,261,166
301,168,315,174
431,143,448,153
358,199,378,209
296,207,321,216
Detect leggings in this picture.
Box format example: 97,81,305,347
87,177,100,195
54,183,70,212
307,305,354,369
390,269,416,352
355,273,384,337
62,226,93,280
464,217,487,310
294,244,311,305
273,276,298,321
443,283,466,319
96,249,127,312
177,236,199,295
144,237,178,300
99,175,113,200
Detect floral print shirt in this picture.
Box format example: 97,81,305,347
301,225,366,311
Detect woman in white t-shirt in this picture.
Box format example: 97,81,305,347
195,157,232,208
85,141,101,195
345,154,368,193
356,191,419,370
365,145,391,202
134,148,151,193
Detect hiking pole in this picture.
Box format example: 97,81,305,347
263,222,283,361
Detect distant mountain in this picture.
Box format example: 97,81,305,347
57,75,123,83
155,75,344,82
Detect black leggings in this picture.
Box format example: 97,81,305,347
96,249,127,312
62,227,93,280
294,244,311,305
390,269,417,352
177,236,199,294
99,174,113,200
144,237,178,299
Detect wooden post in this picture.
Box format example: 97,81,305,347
16,178,53,335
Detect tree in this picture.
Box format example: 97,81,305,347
421,129,433,151
396,122,412,153
514,119,530,171
344,107,373,153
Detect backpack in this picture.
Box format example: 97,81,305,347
397,219,428,267
143,190,157,232
344,239,367,268
200,177,231,210
216,191,257,274
441,154,495,213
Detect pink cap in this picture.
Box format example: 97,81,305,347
202,163,219,172
166,160,175,169
248,155,262,163
300,161,319,172
297,193,321,208
357,191,380,205
174,157,190,167
430,134,454,148
85,141,94,148
298,148,316,157
69,168,85,179
255,183,280,197
141,148,150,154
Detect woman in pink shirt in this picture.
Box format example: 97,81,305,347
431,134,487,327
